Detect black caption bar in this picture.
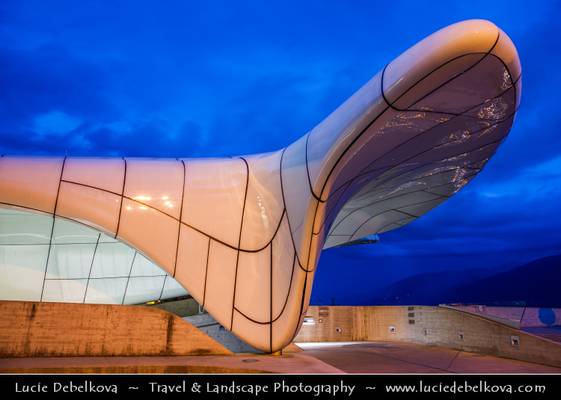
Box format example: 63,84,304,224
1,374,559,399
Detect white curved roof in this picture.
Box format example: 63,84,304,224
0,20,521,352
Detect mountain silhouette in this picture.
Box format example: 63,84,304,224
439,254,561,307
367,254,561,307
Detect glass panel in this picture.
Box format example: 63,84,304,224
130,253,164,276
90,242,135,278
0,244,48,301
45,243,96,279
0,208,52,245
161,277,188,299
99,233,119,243
123,276,166,304
42,279,87,303
52,218,100,244
0,208,192,306
84,277,128,304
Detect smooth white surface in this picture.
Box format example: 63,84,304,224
0,157,63,213
280,135,315,266
118,197,179,275
57,181,121,235
175,225,209,303
63,157,125,194
240,151,284,250
271,216,296,318
204,240,237,329
124,159,184,219
235,246,271,322
183,158,247,247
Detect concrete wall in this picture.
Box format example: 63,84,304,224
0,301,231,357
450,305,561,328
295,306,561,368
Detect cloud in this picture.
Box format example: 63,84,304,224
31,110,82,137
478,155,561,199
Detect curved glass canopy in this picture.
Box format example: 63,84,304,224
0,207,187,304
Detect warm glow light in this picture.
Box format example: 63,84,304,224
133,195,152,201
161,195,169,201
126,206,133,211
164,200,174,208
138,205,148,210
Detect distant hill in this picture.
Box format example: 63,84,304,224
368,267,500,305
367,254,561,307
439,254,561,307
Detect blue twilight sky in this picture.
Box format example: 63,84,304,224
1,1,560,304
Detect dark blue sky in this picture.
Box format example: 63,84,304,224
1,1,560,304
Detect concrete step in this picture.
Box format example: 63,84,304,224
184,314,263,354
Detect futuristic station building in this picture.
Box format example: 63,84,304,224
0,20,521,352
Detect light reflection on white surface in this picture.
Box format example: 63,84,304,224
132,195,152,202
